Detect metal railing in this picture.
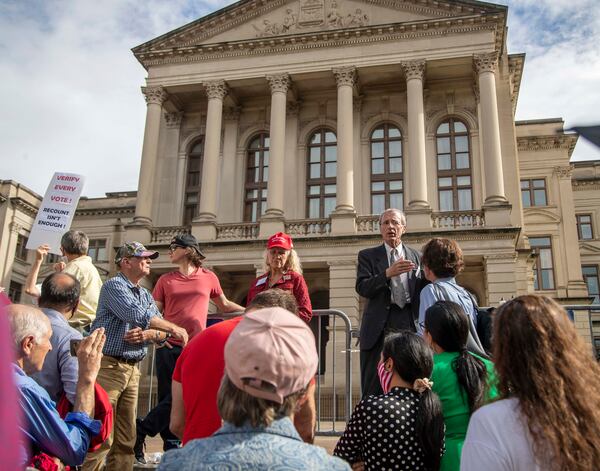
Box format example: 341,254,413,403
140,309,357,436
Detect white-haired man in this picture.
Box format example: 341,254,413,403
8,304,105,468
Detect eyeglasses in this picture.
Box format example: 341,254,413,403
169,245,184,252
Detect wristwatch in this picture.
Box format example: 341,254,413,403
158,332,172,345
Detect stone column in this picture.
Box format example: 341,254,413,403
402,60,429,211
331,67,357,234
194,80,227,240
474,53,508,207
133,86,168,227
484,253,518,305
158,112,183,226
285,102,301,218
220,107,241,223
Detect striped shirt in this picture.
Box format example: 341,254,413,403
91,272,160,361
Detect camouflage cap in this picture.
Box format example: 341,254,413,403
115,241,159,264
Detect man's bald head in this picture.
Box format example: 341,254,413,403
39,272,80,314
6,304,51,352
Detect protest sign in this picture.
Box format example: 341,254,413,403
26,172,85,255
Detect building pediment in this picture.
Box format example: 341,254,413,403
133,0,506,68
523,207,561,224
580,241,600,255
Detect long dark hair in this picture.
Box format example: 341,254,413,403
382,332,444,471
425,301,488,412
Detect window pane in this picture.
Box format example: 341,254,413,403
309,185,320,195
454,121,467,133
389,180,403,190
310,163,321,179
371,142,384,158
582,266,598,276
530,237,551,247
191,142,204,153
581,225,593,240
541,270,554,289
522,191,531,208
539,248,553,269
455,136,469,153
249,137,260,149
261,200,267,216
586,275,599,295
371,182,385,191
438,155,451,170
186,193,198,203
371,127,384,139
263,151,269,165
310,147,321,163
88,248,97,261
440,190,454,211
533,189,546,206
325,146,337,162
388,127,401,138
251,202,258,222
247,189,258,199
254,152,260,166
437,137,450,154
372,194,385,215
262,167,268,182
264,136,270,147
324,197,336,217
325,132,336,143
325,162,336,178
390,192,403,210
533,179,545,188
521,180,530,189
438,177,452,187
456,153,470,169
389,141,402,157
437,122,450,134
457,176,471,186
309,199,320,218
458,189,472,210
372,159,384,174
311,133,321,144
580,215,591,223
187,173,199,186
324,184,336,194
389,158,402,173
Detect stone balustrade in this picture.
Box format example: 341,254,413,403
150,226,191,243
285,219,331,237
215,222,259,240
431,211,485,229
356,215,380,233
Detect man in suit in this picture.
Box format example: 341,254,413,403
356,208,427,397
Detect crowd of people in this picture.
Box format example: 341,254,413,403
1,209,600,470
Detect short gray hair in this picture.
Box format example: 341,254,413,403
61,230,89,255
6,304,51,351
379,208,407,226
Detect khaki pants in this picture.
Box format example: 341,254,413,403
82,356,140,471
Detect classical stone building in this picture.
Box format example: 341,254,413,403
2,0,599,407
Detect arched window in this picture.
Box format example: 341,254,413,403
306,129,337,218
244,133,269,222
370,123,403,214
436,118,472,211
184,139,204,225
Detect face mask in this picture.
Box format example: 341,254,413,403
377,360,393,394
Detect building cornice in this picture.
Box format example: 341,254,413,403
572,179,600,191
517,134,578,158
508,53,525,115
10,197,39,218
75,207,135,217
134,14,504,68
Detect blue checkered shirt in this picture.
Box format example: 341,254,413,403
91,272,161,361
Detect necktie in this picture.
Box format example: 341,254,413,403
390,248,407,308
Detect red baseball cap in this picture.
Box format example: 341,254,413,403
267,232,293,250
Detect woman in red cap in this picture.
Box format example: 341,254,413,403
247,232,312,323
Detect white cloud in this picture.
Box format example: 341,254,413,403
0,0,598,198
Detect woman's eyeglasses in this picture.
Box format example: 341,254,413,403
169,245,184,252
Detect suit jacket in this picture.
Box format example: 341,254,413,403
356,243,427,351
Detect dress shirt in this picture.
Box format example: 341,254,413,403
31,308,82,404
418,277,476,334
159,417,350,470
14,364,101,466
384,242,411,303
91,272,161,361
63,255,103,329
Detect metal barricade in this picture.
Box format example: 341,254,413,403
141,309,358,436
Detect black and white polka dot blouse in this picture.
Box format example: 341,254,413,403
334,387,429,470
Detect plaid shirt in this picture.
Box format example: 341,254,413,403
91,272,161,361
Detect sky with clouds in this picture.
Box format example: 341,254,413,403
1,0,599,198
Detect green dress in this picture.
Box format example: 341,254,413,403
431,351,498,471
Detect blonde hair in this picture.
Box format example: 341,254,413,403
262,248,303,275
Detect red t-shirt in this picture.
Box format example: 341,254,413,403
172,316,243,444
246,271,312,323
152,268,223,344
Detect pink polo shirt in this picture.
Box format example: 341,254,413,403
152,268,223,343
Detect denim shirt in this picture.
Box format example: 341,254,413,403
418,277,476,334
159,417,351,470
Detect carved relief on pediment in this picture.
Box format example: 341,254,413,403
252,0,369,38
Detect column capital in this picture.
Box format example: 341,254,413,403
266,73,291,94
9,222,22,235
333,66,357,87
474,52,499,75
554,165,574,179
204,80,228,100
142,86,168,105
401,60,426,81
164,111,183,128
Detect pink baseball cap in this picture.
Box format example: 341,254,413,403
224,307,318,404
267,232,293,250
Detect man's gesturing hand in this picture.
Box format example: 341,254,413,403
76,327,106,385
385,259,415,278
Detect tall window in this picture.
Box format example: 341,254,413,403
521,179,547,207
436,118,472,211
244,133,269,222
307,129,337,218
15,234,28,261
577,214,594,240
88,239,108,263
582,265,600,304
9,281,22,303
530,236,555,290
370,123,403,214
184,140,204,225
